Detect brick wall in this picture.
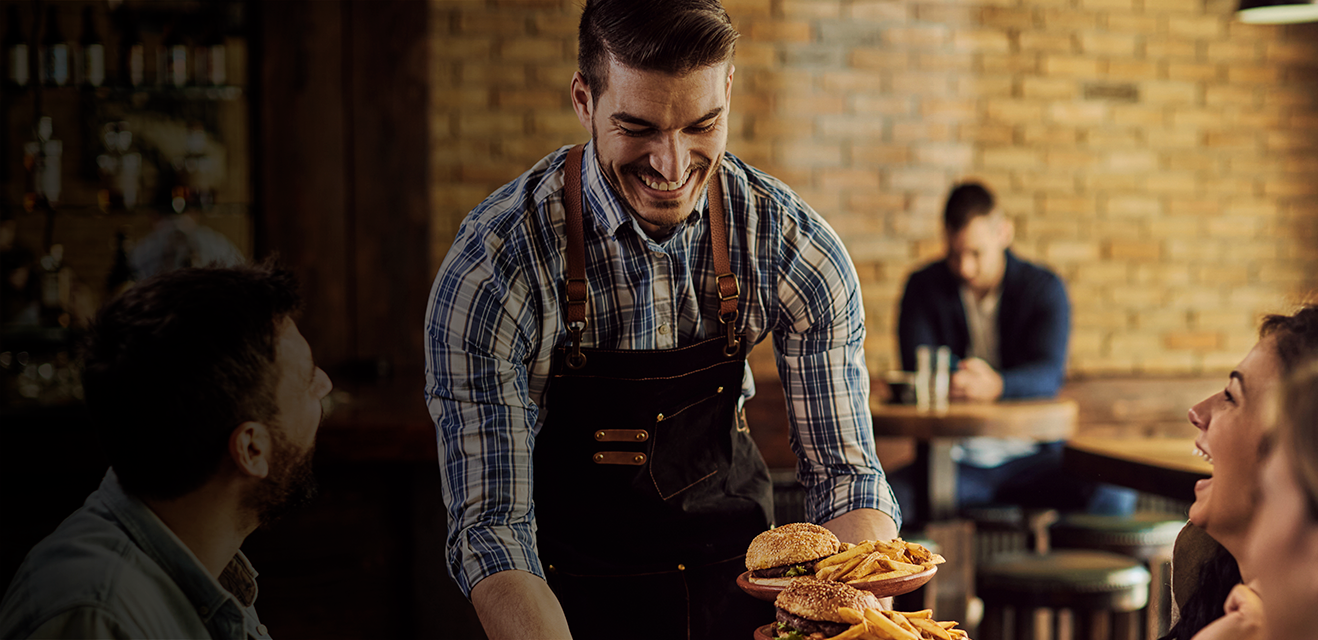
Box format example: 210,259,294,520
430,0,1318,380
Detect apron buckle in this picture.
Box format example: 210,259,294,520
567,321,588,369
719,311,740,357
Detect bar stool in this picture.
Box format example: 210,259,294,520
977,549,1150,640
1049,512,1183,639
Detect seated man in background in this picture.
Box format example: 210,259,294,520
0,263,332,639
892,181,1134,528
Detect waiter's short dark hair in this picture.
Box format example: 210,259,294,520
578,0,738,100
943,182,997,234
1260,302,1318,376
82,261,302,500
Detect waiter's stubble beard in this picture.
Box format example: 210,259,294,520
591,125,717,235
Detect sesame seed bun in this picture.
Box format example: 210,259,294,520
745,522,841,571
774,578,882,623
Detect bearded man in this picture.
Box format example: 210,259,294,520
0,263,332,639
425,1,900,638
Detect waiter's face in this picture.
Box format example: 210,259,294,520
571,59,733,236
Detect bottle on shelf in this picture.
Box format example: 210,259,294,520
23,117,62,212
4,5,29,87
105,230,134,299
194,26,226,87
97,121,141,212
119,14,144,87
157,21,187,88
173,124,216,212
38,244,72,328
38,5,68,87
78,6,104,87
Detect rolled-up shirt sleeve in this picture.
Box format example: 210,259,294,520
425,214,544,599
771,204,902,530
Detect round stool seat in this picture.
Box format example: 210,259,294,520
978,549,1151,611
1050,512,1184,558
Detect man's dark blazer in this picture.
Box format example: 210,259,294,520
897,249,1070,399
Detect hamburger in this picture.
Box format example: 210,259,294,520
772,578,881,639
745,522,840,585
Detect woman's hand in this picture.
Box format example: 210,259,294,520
1192,582,1266,640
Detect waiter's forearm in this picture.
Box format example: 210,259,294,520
470,569,573,640
821,508,900,545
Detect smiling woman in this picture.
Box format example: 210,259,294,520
1163,303,1318,640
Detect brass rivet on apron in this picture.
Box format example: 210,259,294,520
634,454,645,464
635,432,646,441
548,565,555,572
677,564,686,571
656,413,664,421
593,453,604,462
594,430,605,440
717,386,723,393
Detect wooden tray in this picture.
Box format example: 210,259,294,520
736,565,937,602
753,623,777,640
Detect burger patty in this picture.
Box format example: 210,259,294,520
775,608,851,638
752,559,821,579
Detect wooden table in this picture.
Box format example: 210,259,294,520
1063,436,1211,503
870,399,1080,521
871,399,1078,625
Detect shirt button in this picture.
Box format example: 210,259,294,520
198,606,209,616
257,624,268,636
658,323,670,335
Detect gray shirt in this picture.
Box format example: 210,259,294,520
0,470,273,639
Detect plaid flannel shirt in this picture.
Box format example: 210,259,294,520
424,142,901,597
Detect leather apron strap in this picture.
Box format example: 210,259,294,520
563,145,741,368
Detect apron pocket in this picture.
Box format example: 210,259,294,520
648,386,734,501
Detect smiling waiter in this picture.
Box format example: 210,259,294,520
424,1,901,638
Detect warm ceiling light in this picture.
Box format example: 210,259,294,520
1237,0,1318,23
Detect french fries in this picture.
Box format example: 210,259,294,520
824,608,970,640
814,538,945,585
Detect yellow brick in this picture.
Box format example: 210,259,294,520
960,123,1016,144
1050,102,1109,125
914,142,974,168
981,53,1042,74
887,167,949,191
1044,240,1101,262
918,52,975,72
1146,39,1198,61
850,48,913,71
1227,64,1283,85
1167,62,1221,82
1106,239,1162,261
1205,86,1259,108
1106,59,1161,81
952,29,1011,53
1143,81,1198,105
850,1,909,22
1023,125,1079,146
1045,55,1103,78
1104,12,1162,34
1104,150,1157,172
1108,195,1161,217
1020,32,1075,54
1206,40,1262,63
746,20,813,44
1111,105,1168,127
1167,15,1226,39
884,25,950,49
820,169,881,191
1165,331,1222,351
891,121,955,142
986,99,1046,123
1022,77,1078,100
983,147,1044,169
500,38,565,62
1079,32,1138,57
853,95,914,117
782,0,841,19
776,141,844,167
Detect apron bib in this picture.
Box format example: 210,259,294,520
533,145,774,640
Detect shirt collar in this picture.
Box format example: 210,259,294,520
94,469,261,617
578,139,711,239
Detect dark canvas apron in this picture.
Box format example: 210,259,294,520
533,146,774,640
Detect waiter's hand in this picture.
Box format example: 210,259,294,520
950,358,1003,402
471,570,574,640
1191,582,1265,640
822,508,901,610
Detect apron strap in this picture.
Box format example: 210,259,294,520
562,145,741,365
